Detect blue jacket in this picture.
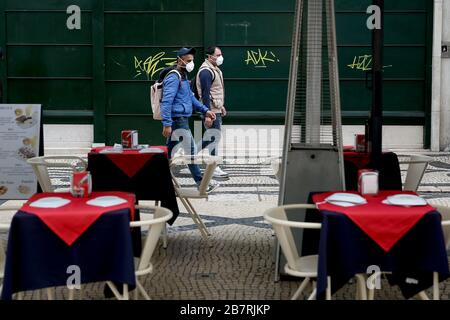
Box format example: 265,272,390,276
160,72,209,127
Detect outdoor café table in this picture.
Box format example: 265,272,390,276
87,146,179,224
301,190,450,300
1,192,137,300
344,151,402,191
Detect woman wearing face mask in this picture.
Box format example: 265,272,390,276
195,46,229,178
159,47,219,192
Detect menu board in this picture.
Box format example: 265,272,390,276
0,104,41,200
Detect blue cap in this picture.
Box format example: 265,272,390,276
177,47,196,57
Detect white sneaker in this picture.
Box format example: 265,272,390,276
180,167,190,175
213,166,229,178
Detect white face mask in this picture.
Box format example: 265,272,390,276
186,61,195,73
181,59,195,73
216,56,224,66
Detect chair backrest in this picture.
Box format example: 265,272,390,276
426,199,450,249
198,158,218,195
131,206,173,274
27,156,87,192
403,155,432,192
264,204,320,271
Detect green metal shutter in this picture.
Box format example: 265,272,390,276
0,0,433,146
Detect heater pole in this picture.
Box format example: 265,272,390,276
369,0,384,169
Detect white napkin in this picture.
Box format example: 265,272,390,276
30,197,71,208
86,196,128,207
326,200,357,207
139,148,164,154
325,193,367,204
100,144,123,154
383,194,427,206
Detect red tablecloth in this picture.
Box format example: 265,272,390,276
90,146,168,178
312,191,435,252
20,192,135,246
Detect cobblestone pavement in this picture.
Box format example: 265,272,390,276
2,152,450,300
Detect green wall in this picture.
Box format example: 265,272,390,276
0,0,433,146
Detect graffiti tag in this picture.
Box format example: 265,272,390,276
134,52,177,80
245,49,280,68
347,54,392,71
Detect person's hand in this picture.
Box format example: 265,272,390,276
205,111,216,121
221,106,227,117
204,117,213,128
162,126,172,138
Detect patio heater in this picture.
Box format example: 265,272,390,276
367,0,384,169
275,0,345,278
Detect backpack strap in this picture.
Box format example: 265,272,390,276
164,69,182,81
163,69,182,89
198,67,215,82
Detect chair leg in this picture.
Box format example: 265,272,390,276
153,200,167,248
354,274,367,300
106,281,127,300
355,284,360,300
273,244,280,283
415,273,439,300
290,277,310,300
162,223,168,249
367,271,382,300
184,198,210,236
326,276,332,300
137,280,151,300
416,291,430,300
79,285,83,300
307,285,317,300
122,284,129,300
68,288,75,300
46,288,54,300
433,272,439,300
179,197,209,240
368,288,375,300
179,197,200,225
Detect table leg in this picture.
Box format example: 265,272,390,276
326,276,332,300
46,288,54,300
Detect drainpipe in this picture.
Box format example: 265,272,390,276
431,0,443,151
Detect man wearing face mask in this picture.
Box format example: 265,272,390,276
195,46,229,178
160,47,219,191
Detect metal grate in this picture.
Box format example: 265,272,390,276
286,0,343,149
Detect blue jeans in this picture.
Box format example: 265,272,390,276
166,117,203,183
201,113,222,156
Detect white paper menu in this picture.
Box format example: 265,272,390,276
0,104,41,200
